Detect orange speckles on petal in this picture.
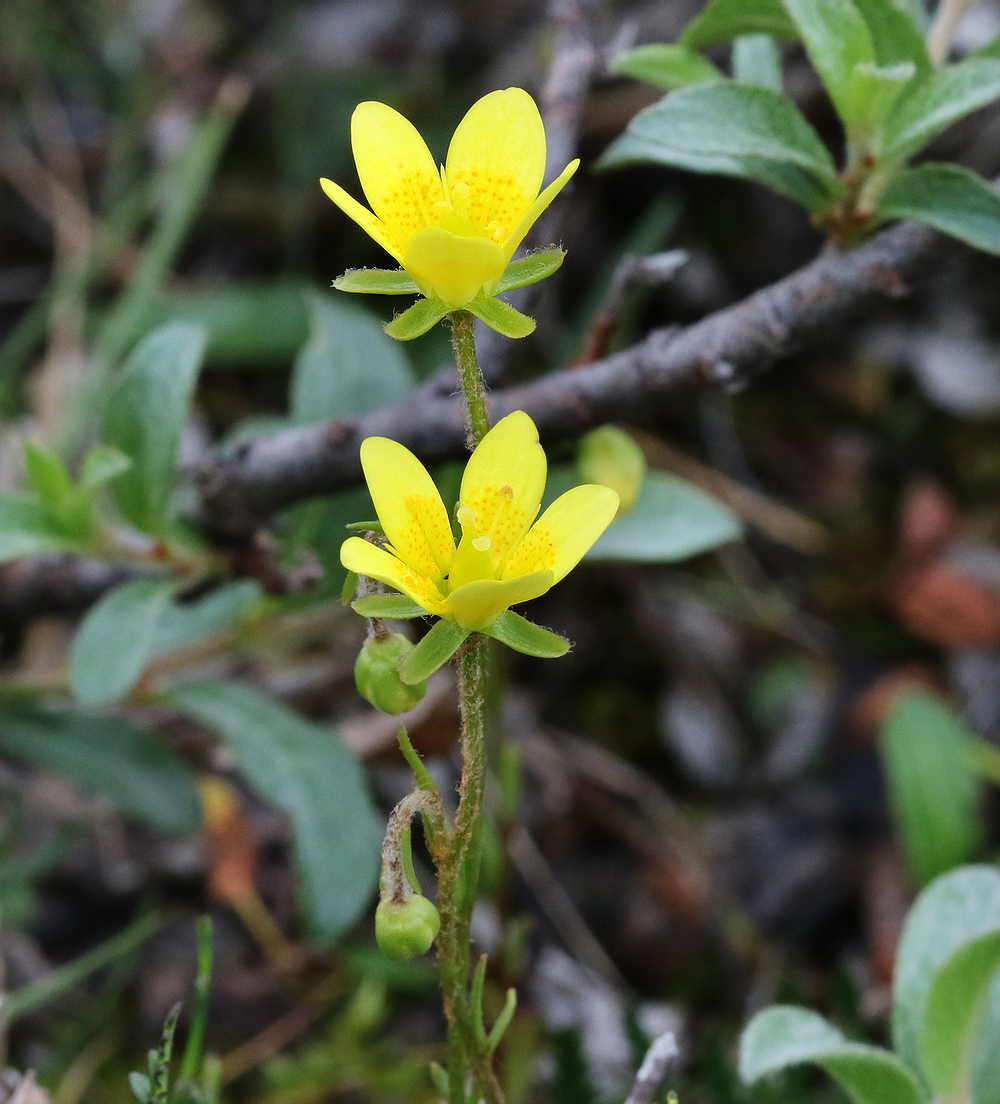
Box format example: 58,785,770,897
503,524,558,577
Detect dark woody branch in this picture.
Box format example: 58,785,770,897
196,218,949,539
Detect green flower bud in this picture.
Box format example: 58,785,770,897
577,425,646,515
355,632,427,714
375,894,441,960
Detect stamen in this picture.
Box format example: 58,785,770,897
472,536,491,552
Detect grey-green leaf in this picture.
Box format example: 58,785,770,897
852,0,930,74
586,471,743,562
921,929,1000,1098
291,293,415,423
882,58,1000,160
878,689,982,886
398,620,470,684
781,0,876,127
599,83,839,209
732,36,783,90
739,1005,925,1104
102,322,207,534
486,611,570,658
151,581,262,655
79,445,133,491
167,681,381,944
69,578,177,706
682,0,796,49
610,43,724,91
23,442,72,506
893,865,1000,1078
0,708,200,835
0,493,83,563
878,163,1000,256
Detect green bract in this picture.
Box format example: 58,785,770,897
603,0,1000,255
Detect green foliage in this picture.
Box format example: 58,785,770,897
741,865,1000,1104
0,709,200,835
586,471,743,562
167,681,381,944
609,44,724,91
878,163,1000,253
878,690,982,885
291,293,414,422
599,83,840,210
606,0,1000,254
102,322,207,534
69,578,178,706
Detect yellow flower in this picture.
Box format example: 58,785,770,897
320,89,578,336
341,412,618,639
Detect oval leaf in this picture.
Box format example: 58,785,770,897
586,471,743,563
291,293,415,423
167,681,381,944
878,163,1000,256
878,689,982,886
893,865,1000,1077
882,58,1000,160
102,322,207,534
599,83,839,209
682,0,796,49
610,43,724,91
69,578,177,706
0,708,200,835
921,929,1000,1098
0,493,83,563
740,1005,924,1104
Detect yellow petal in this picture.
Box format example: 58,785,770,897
340,536,448,616
458,410,546,564
319,177,403,265
446,569,554,631
502,158,579,259
403,227,506,308
351,101,445,255
360,437,455,581
445,88,546,240
503,484,619,584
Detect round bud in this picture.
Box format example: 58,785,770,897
354,633,427,715
375,894,441,960
577,425,646,515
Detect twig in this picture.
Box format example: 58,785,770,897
927,0,975,64
623,1032,679,1104
196,218,949,538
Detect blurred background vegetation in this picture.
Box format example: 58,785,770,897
5,0,1000,1102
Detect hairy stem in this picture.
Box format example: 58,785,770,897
450,310,491,448
434,318,503,1102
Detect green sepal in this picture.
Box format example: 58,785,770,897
334,268,420,295
345,520,384,532
384,298,450,340
341,570,359,605
398,619,470,684
467,296,535,339
497,249,566,293
484,610,571,658
352,594,428,619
